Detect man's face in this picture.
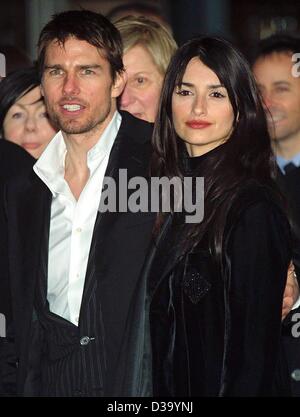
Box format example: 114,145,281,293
41,37,123,136
253,52,300,142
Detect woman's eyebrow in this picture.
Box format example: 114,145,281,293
179,82,224,89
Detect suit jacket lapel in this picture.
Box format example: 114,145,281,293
80,113,148,310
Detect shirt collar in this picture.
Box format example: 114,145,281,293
277,152,300,174
87,111,121,164
34,111,122,195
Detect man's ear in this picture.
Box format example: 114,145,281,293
111,70,127,99
40,83,45,98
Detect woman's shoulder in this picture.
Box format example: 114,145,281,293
225,178,288,234
230,178,283,213
224,179,292,262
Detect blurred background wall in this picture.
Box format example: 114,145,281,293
1,0,300,73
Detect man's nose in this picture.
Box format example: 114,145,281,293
62,74,80,96
261,91,275,110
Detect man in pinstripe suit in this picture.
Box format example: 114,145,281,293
0,10,155,396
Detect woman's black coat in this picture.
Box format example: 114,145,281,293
116,180,292,397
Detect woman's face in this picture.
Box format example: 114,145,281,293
172,58,235,157
119,44,164,123
3,86,56,159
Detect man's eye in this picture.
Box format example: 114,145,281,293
275,87,289,93
49,69,63,76
83,69,94,75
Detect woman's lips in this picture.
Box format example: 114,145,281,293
132,112,143,118
186,120,212,128
22,142,40,150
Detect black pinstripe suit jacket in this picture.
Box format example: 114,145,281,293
1,111,155,396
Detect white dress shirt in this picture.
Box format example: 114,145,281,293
34,111,122,325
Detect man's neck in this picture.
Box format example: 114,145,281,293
64,146,90,201
273,133,300,160
62,112,115,200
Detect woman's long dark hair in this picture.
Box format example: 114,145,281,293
151,36,278,264
0,66,40,137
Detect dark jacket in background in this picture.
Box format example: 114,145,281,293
0,140,34,322
0,140,34,396
277,166,300,396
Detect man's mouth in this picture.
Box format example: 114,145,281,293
266,110,285,124
59,102,86,115
62,104,82,112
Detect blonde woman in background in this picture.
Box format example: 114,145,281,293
114,16,177,123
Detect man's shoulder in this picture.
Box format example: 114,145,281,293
0,140,34,181
118,111,153,144
0,140,34,162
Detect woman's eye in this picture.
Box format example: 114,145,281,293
210,91,226,98
175,89,191,96
12,112,23,119
136,77,145,84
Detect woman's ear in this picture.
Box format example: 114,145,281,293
111,70,127,99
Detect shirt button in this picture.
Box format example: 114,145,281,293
75,227,82,233
291,369,300,381
80,336,90,346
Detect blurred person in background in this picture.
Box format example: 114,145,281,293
253,34,300,397
0,67,54,394
0,67,57,159
107,2,172,31
115,16,177,123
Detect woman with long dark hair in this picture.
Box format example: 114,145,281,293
136,36,292,397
